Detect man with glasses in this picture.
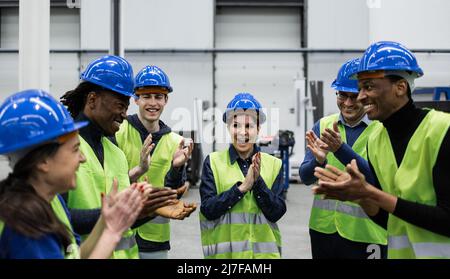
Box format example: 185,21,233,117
299,58,387,259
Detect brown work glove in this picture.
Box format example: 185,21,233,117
154,200,197,220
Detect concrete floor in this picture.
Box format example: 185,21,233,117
0,158,313,259
170,183,313,259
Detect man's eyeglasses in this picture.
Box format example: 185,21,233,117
336,92,358,101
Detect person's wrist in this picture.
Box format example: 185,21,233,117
315,157,326,165
361,181,376,200
172,160,184,169
238,182,249,193
102,227,123,245
137,164,148,175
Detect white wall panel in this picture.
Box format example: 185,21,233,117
50,7,80,49
369,0,450,48
50,53,80,99
0,54,19,102
215,7,303,151
123,0,214,49
49,8,80,100
126,53,214,154
308,0,369,48
126,53,213,124
216,7,301,49
80,0,110,49
0,8,19,100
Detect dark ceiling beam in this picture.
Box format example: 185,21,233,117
0,0,69,8
216,0,303,7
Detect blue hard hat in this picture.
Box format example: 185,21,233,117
354,41,424,78
331,58,360,93
135,65,173,93
222,93,266,124
0,89,88,154
81,55,135,97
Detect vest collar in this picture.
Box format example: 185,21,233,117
76,112,104,144
381,100,423,138
228,144,260,164
127,114,171,142
338,113,371,128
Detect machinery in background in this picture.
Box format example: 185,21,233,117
175,99,207,187
177,130,203,187
258,130,296,199
413,87,450,112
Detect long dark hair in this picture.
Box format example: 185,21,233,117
60,81,104,118
0,143,72,253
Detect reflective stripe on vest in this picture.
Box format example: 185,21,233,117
336,203,368,218
312,198,337,212
200,149,282,259
368,110,450,259
116,120,182,243
51,197,80,259
312,198,368,218
116,235,137,251
151,216,170,225
200,212,279,232
203,240,251,258
68,136,138,259
389,235,450,258
309,114,387,245
202,240,281,258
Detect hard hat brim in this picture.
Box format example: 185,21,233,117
0,121,88,155
222,109,266,124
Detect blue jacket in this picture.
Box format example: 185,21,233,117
0,195,80,259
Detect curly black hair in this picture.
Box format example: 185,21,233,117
60,82,104,118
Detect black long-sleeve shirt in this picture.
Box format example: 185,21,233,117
200,145,287,223
361,101,450,237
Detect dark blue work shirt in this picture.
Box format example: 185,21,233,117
299,114,375,185
0,195,81,259
200,145,286,223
